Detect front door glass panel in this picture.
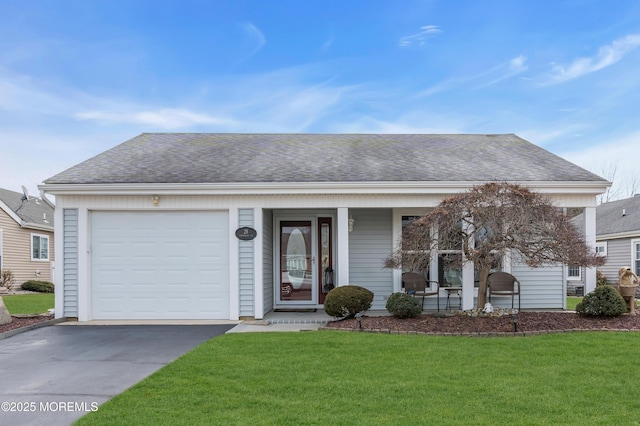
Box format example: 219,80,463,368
280,221,313,302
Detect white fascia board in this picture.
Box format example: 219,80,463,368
597,231,640,241
21,222,54,232
0,200,24,226
39,180,610,197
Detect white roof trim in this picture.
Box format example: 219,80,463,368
40,180,609,197
0,199,24,226
597,231,640,241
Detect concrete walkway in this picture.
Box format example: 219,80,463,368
226,309,390,333
228,309,332,333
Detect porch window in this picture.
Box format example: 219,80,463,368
31,234,49,261
401,215,464,288
401,215,430,278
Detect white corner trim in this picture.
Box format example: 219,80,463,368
228,208,240,321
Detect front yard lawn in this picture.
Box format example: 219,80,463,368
76,331,640,425
2,293,54,314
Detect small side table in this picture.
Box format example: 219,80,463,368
443,287,463,311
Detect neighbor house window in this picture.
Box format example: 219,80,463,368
31,234,49,261
595,242,607,257
567,265,581,280
634,241,640,276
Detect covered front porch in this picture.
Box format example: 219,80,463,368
237,204,597,320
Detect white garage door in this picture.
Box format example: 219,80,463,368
91,211,229,320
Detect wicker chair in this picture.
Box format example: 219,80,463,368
487,272,521,310
402,272,440,311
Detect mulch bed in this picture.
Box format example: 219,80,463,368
325,312,640,335
0,315,54,335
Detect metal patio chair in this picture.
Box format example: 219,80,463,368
487,271,521,310
402,272,440,311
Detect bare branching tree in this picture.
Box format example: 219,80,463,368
596,162,619,204
593,161,640,203
385,182,603,309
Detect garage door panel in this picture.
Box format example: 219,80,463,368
91,211,229,320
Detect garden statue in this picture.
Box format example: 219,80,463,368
0,297,11,325
618,267,640,315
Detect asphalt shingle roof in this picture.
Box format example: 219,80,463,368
44,133,607,185
596,195,640,236
0,188,54,227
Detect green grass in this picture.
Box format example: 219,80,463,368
2,293,54,314
566,296,582,310
76,331,640,425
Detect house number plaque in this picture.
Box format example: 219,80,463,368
235,227,257,241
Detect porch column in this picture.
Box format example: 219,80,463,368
337,208,350,286
53,206,64,319
584,206,597,293
253,208,264,319
461,219,475,310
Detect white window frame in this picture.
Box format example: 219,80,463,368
632,239,640,277
31,233,50,261
567,265,582,281
595,242,607,257
0,229,3,269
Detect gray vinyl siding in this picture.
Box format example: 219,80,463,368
511,264,565,309
348,208,393,310
63,209,79,317
598,238,633,285
262,209,274,313
238,209,255,317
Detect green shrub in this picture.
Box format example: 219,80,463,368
576,285,626,317
21,280,55,293
386,292,422,318
324,285,373,319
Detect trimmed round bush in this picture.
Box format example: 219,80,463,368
324,285,373,319
386,292,422,318
21,280,55,293
576,285,626,317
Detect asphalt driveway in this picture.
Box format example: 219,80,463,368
0,324,233,426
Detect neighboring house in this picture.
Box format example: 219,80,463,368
0,187,55,287
41,133,609,321
592,195,640,285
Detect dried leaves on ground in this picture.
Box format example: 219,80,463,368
0,315,54,335
326,312,640,334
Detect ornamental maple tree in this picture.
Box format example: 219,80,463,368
385,182,603,308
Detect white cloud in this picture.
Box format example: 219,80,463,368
331,113,465,134
420,55,528,95
0,129,124,196
399,25,442,47
319,34,334,54
476,55,528,88
545,34,640,84
558,132,640,198
240,22,266,56
76,109,237,129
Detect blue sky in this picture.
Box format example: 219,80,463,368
1,0,639,200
